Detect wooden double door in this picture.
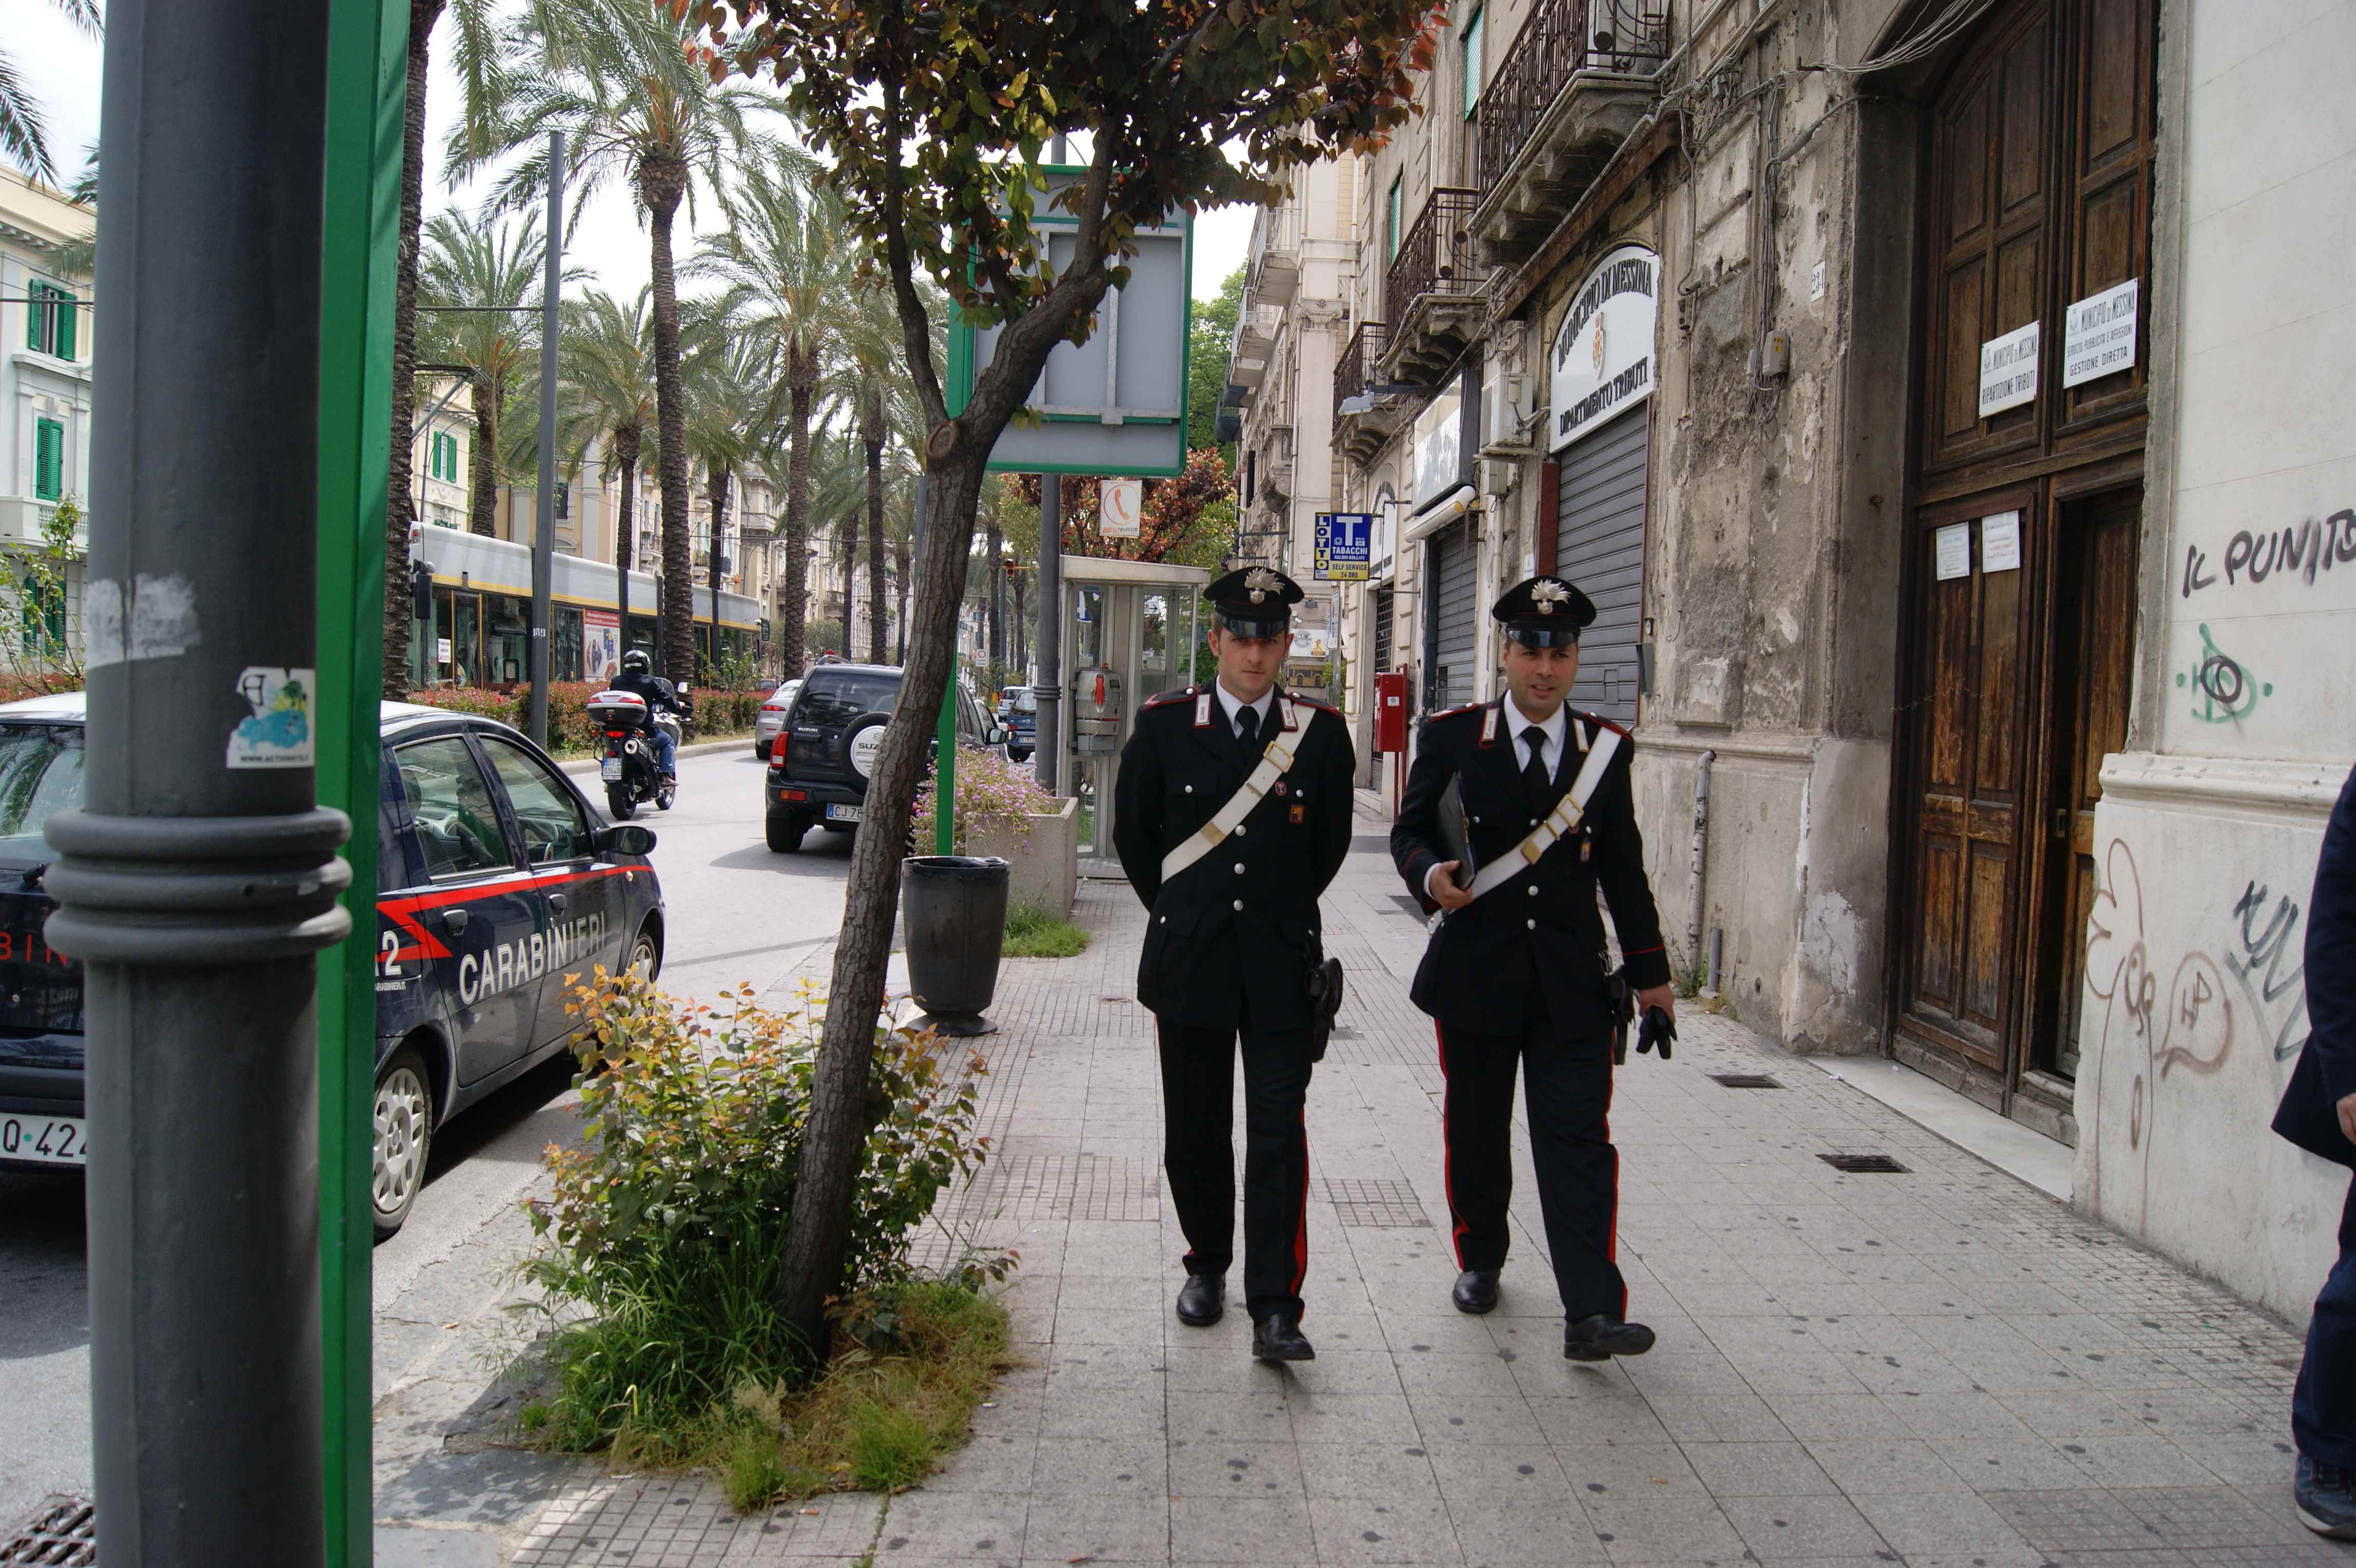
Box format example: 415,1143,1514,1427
1891,0,2155,1118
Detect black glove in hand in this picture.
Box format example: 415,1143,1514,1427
1636,1006,1676,1061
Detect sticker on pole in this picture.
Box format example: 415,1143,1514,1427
226,667,317,769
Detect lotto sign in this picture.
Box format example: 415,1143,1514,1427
1313,513,1374,581
1101,478,1143,538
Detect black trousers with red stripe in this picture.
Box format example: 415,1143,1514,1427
1436,1017,1626,1320
1155,1014,1314,1322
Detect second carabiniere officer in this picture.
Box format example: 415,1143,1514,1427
1390,575,1676,1361
1113,565,1356,1364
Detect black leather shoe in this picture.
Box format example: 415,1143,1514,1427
1175,1273,1225,1327
1251,1313,1316,1363
1451,1269,1501,1315
1564,1315,1656,1361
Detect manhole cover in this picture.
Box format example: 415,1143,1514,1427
1,1493,95,1566
1710,1073,1782,1089
1818,1152,1910,1173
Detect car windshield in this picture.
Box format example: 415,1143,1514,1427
793,670,900,728
1010,689,1037,713
0,722,85,864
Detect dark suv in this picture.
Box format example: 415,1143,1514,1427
764,663,1001,852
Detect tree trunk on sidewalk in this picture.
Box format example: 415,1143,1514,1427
706,462,732,680
863,386,888,664
612,431,639,649
984,519,1002,665
892,537,910,663
383,0,447,696
776,344,815,679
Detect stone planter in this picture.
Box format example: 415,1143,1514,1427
966,796,1078,918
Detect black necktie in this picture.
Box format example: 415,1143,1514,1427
1236,702,1261,751
1522,728,1550,806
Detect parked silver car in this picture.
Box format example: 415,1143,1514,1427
754,678,802,759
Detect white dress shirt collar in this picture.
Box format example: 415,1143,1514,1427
1504,696,1568,770
1214,680,1277,734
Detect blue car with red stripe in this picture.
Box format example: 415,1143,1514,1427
0,694,665,1238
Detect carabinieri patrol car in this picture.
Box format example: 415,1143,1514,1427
0,694,665,1238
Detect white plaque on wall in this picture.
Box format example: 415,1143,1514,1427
1934,522,1972,581
2062,278,2138,388
1977,320,2040,417
1981,510,2022,573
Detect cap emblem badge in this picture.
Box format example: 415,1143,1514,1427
1532,580,1570,615
1244,567,1282,604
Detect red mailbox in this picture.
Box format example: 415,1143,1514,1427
1374,671,1409,754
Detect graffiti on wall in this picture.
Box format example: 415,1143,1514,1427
2079,837,2311,1222
2180,508,2356,597
2175,623,2273,724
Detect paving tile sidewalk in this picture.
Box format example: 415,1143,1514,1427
513,830,2347,1567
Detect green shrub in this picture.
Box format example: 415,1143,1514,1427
523,974,998,1453
911,744,1055,850
1002,902,1087,958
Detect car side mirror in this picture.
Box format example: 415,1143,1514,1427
595,823,657,857
988,726,1007,746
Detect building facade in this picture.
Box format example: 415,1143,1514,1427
1,170,94,675
1253,0,2354,1319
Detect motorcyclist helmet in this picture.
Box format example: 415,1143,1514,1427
620,649,651,676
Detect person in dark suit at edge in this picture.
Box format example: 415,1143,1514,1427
1113,565,1357,1363
2276,763,2356,1539
1390,575,1675,1361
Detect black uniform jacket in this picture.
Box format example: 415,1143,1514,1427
1390,699,1670,1036
1113,684,1357,1031
2274,764,2355,1169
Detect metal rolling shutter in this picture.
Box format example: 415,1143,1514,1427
1372,585,1394,671
1555,406,1648,724
1431,519,1478,709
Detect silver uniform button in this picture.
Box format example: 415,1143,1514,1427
1159,916,1167,924
1526,918,1537,930
1232,898,1244,911
1528,885,1540,896
1184,784,1194,794
1233,824,1246,836
1233,863,1246,874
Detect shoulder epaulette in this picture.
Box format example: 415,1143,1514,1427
1140,687,1199,710
1292,695,1343,716
1581,711,1633,740
1427,701,1484,722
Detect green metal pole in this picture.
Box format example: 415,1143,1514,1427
318,0,407,1561
935,652,958,854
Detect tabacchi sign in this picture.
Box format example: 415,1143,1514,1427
1550,244,1658,452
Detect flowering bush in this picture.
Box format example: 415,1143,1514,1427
524,972,997,1447
911,744,1056,850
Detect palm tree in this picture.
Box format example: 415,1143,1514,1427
681,308,770,679
700,146,850,682
0,0,97,187
385,0,496,695
559,288,656,643
453,0,771,685
417,211,544,539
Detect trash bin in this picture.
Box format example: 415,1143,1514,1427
901,855,1011,1036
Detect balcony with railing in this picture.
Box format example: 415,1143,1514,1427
1379,187,1484,386
1471,0,1669,265
1332,320,1405,465
1245,200,1302,305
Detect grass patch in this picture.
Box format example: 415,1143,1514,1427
1002,901,1088,958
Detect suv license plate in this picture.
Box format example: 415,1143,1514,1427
600,758,622,781
1,1114,86,1166
826,804,862,824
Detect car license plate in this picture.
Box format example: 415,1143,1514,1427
600,757,622,781
1,1114,85,1166
826,804,862,823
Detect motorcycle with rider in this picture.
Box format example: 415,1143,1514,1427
589,649,692,819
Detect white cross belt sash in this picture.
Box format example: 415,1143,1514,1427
1461,724,1622,901
1161,697,1303,884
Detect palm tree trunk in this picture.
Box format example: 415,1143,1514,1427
467,375,498,537
840,508,860,663
893,537,910,663
777,346,814,678
384,0,447,696
706,463,732,680
1011,569,1027,673
863,388,888,664
984,520,1003,665
642,160,694,685
613,439,637,668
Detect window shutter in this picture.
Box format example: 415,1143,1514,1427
56,290,75,361
24,285,39,350
34,419,63,501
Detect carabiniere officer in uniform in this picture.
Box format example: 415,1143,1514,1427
1113,565,1356,1363
1390,575,1676,1361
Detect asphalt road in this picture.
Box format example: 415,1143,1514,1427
0,742,854,1530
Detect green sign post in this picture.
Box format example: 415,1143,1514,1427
316,0,407,1560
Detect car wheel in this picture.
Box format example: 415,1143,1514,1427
627,925,661,982
372,1046,434,1242
606,785,635,820
766,808,807,853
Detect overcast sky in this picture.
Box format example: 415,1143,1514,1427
11,6,1252,303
